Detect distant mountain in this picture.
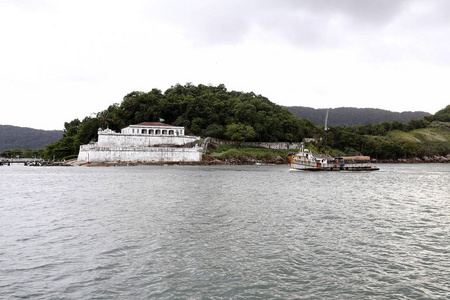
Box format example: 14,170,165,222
285,106,431,126
0,125,63,152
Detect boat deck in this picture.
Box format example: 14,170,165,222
292,166,380,171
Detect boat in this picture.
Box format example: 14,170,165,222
289,145,379,171
289,108,379,171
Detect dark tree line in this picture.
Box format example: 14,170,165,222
33,84,449,161
286,106,431,126
321,105,450,159
43,84,318,159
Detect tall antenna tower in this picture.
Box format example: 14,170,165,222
324,109,329,155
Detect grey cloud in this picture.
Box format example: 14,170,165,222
251,0,416,50
152,0,413,45
298,0,410,24
150,0,255,45
150,0,450,63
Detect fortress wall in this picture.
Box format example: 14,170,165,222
97,133,199,147
77,146,202,162
208,138,302,150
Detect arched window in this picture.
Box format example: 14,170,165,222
149,129,154,135
156,130,161,135
142,129,147,134
169,130,174,135
162,130,167,135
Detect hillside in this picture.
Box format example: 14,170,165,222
321,105,450,160
0,125,63,152
10,81,446,163
285,106,430,126
42,83,319,159
359,122,450,161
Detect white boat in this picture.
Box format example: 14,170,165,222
289,146,379,171
289,109,379,171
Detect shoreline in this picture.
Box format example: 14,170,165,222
62,156,450,167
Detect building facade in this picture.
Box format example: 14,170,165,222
77,122,203,163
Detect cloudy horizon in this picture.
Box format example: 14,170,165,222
1,0,449,130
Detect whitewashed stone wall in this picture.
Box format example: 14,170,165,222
97,131,199,147
77,127,203,163
78,145,202,162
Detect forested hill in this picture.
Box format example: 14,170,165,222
285,106,430,126
4,82,448,162
0,125,63,152
41,84,319,159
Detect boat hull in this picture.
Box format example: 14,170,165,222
290,164,379,171
289,153,379,172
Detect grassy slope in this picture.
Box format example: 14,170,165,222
206,122,450,161
386,122,450,155
205,144,292,161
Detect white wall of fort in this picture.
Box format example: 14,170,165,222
97,132,199,147
78,146,202,162
77,125,203,163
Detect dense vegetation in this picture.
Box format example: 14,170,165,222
206,144,290,162
0,125,63,153
321,105,450,160
1,83,448,162
40,84,318,159
286,106,430,126
0,148,45,159
205,106,450,162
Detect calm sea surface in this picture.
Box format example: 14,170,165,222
0,163,449,299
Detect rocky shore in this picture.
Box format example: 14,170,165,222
375,154,450,164
60,154,450,167
66,156,288,167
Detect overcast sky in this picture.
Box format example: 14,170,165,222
1,0,449,130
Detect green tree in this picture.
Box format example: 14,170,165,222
225,123,256,143
45,83,320,157
425,105,450,122
22,148,33,158
204,124,225,139
1,149,22,158
407,119,429,130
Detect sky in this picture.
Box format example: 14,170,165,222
1,0,449,130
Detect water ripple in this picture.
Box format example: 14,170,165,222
0,164,449,299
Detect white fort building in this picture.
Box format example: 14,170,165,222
77,122,203,163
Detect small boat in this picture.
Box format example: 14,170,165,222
289,146,379,171
289,109,379,171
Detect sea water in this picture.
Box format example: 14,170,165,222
0,164,449,299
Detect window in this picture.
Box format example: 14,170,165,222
169,130,174,135
156,130,161,134
142,129,147,134
162,130,167,135
149,129,154,134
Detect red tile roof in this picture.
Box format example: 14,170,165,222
134,122,174,127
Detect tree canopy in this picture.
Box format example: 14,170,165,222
35,83,448,161
42,83,318,159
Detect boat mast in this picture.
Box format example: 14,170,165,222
324,109,329,155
